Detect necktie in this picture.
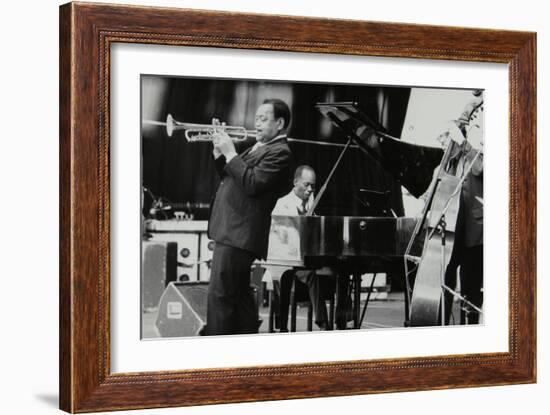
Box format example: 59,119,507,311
298,199,308,216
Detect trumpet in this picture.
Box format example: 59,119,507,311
165,114,255,141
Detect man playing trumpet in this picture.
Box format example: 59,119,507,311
204,98,293,335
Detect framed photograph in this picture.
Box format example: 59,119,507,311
59,2,536,412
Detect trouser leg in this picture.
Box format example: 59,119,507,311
335,275,351,329
206,243,257,335
296,270,328,328
460,245,483,324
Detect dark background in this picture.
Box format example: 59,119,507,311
141,76,411,219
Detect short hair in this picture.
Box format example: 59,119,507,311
263,98,291,129
294,165,315,180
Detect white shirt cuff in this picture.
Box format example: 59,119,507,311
225,151,238,163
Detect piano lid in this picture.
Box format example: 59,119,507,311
316,102,444,198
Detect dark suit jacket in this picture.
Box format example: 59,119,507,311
208,137,292,259
459,167,483,248
447,161,483,271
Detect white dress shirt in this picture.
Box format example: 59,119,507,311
272,189,314,216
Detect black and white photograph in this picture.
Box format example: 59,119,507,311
3,0,545,414
140,75,484,338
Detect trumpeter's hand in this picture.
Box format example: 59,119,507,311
211,118,236,158
212,130,236,157
211,118,222,159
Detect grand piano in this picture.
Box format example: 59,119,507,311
264,102,443,330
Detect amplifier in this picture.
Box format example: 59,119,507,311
156,281,208,338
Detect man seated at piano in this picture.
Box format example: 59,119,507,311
271,165,336,331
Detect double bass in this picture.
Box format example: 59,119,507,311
407,91,484,326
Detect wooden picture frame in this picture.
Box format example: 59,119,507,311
59,2,536,412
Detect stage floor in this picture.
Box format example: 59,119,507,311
142,292,411,338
